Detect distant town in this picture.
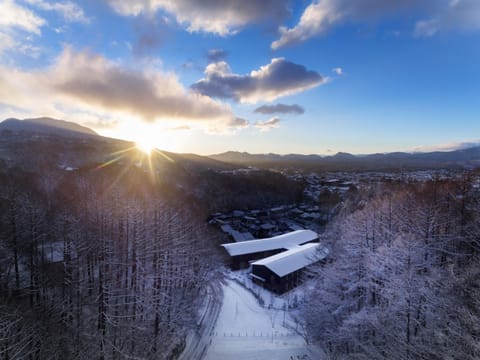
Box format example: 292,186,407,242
210,168,468,242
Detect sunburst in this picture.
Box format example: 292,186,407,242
135,138,157,155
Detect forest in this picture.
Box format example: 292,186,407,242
0,163,222,359
302,176,480,359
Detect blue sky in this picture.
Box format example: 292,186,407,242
0,0,479,155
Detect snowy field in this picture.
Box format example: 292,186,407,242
204,279,323,360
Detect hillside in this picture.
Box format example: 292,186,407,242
0,117,301,212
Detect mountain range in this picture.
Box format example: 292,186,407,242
2,117,480,171
209,148,480,171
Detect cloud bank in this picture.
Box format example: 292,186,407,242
0,47,246,132
272,0,480,49
192,58,325,104
106,0,289,36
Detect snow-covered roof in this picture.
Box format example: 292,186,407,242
221,229,318,257
252,243,328,278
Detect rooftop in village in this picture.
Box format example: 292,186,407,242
251,243,329,278
221,229,318,257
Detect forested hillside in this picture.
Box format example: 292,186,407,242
0,162,223,359
302,177,480,359
0,124,304,359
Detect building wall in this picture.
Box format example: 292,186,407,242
230,249,285,269
251,264,303,294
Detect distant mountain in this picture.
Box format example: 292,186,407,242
160,151,237,172
210,147,480,171
0,116,241,175
209,151,324,164
209,151,354,165
0,117,98,137
331,152,356,160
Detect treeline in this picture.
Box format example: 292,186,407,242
0,165,221,359
303,176,480,359
195,170,305,212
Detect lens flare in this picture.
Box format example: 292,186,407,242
135,139,156,155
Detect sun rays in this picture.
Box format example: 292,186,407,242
94,143,175,191
135,139,156,155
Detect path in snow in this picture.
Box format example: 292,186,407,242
179,281,223,360
204,279,323,360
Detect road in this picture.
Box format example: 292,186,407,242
178,280,223,360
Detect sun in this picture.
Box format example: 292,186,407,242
117,121,179,155
136,138,157,155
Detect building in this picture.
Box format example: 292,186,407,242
221,229,318,269
250,243,329,293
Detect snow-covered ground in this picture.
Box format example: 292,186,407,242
204,279,323,360
179,281,223,360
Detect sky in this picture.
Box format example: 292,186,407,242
0,0,479,155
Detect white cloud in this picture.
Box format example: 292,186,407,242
25,0,90,24
332,67,343,75
414,19,440,37
254,117,280,132
106,0,289,36
0,0,46,35
0,32,15,54
271,0,341,50
192,58,325,104
271,0,423,50
104,0,146,17
272,0,480,49
414,0,480,37
0,47,247,132
0,0,48,57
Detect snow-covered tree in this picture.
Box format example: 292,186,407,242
303,179,480,359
